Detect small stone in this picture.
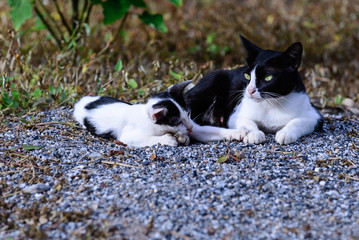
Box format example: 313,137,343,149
23,184,51,193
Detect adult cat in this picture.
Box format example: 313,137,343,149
185,35,323,144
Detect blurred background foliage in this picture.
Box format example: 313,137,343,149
0,0,358,116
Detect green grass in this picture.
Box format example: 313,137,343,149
1,0,358,116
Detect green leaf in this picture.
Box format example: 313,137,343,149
96,0,131,25
30,88,42,99
127,79,138,89
22,144,42,150
49,85,56,95
11,90,20,102
206,33,216,44
137,89,145,96
168,0,182,7
131,0,147,8
8,0,33,30
217,155,229,163
170,71,182,80
2,92,14,106
115,58,123,72
139,12,168,33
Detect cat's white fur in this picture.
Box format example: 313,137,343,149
228,68,321,145
74,96,193,147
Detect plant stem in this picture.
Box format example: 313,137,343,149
116,12,129,39
33,5,63,49
35,0,66,44
72,0,79,30
53,0,72,35
70,0,92,44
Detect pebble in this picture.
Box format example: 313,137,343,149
22,183,51,193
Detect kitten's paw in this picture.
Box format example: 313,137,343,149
159,134,178,146
174,132,190,146
243,130,265,144
275,130,298,145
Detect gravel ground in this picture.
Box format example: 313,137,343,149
1,107,358,239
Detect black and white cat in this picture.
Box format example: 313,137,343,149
73,81,194,147
185,35,323,145
74,81,244,147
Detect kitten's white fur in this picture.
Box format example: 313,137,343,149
228,68,321,145
74,96,193,147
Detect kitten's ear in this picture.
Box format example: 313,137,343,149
282,42,302,70
148,107,167,122
240,35,263,66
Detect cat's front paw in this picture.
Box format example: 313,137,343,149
174,132,190,146
275,130,298,145
227,128,248,141
243,130,265,144
158,134,178,146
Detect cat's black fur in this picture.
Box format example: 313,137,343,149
185,69,248,127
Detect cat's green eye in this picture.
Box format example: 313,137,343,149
244,73,251,80
265,75,273,81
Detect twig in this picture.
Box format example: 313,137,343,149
345,175,359,181
0,170,21,176
2,191,22,198
242,149,295,155
346,159,358,168
29,165,36,184
101,160,142,168
34,121,81,129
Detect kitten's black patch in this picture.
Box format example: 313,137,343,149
152,81,192,110
85,96,131,110
152,100,181,126
84,117,117,139
185,68,248,127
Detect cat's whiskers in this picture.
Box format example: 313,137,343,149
261,92,288,110
229,89,245,106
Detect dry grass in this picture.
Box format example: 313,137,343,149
1,0,358,116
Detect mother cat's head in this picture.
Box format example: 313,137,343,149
240,35,306,102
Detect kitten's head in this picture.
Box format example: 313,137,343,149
147,81,193,135
240,35,305,102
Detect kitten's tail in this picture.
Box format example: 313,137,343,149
73,96,100,127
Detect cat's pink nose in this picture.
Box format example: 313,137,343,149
248,88,256,96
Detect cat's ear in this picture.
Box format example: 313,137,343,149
282,42,302,70
167,80,193,97
148,107,168,122
240,35,263,66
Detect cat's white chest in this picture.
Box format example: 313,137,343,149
229,92,310,132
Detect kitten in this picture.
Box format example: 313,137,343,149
185,35,323,144
73,81,193,147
